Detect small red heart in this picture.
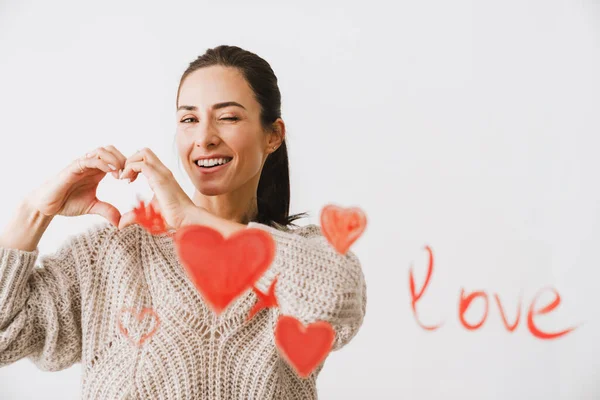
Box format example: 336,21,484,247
320,204,367,254
117,307,160,347
274,315,335,378
174,225,276,315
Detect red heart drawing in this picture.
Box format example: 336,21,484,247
320,204,367,254
274,315,335,378
174,225,276,315
117,307,160,347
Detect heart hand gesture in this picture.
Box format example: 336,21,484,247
116,148,197,231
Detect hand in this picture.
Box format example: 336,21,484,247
117,148,196,231
119,194,176,234
26,145,127,227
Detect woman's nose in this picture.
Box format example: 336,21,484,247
193,121,221,148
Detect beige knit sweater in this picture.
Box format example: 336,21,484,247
0,219,367,399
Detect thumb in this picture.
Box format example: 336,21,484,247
117,210,138,231
149,196,175,231
88,199,121,228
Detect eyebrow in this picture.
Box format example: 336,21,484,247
177,101,246,112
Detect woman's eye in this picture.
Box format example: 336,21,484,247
180,116,238,123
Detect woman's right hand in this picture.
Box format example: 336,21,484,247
26,145,128,228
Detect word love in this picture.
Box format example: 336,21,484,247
409,246,577,340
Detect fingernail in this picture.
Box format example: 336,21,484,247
108,164,117,171
86,152,94,158
119,170,124,179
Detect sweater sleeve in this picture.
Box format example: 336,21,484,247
0,222,109,371
247,222,367,351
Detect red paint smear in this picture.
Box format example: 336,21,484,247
247,275,280,321
132,198,170,235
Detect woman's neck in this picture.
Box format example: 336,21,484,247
192,190,258,225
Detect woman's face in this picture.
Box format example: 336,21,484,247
175,65,278,196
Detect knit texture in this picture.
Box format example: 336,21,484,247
0,220,367,399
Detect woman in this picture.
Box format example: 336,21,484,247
0,45,367,399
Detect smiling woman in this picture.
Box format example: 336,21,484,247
0,45,367,400
174,47,309,228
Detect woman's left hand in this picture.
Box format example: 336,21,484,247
117,147,198,231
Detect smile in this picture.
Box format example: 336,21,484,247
194,157,232,174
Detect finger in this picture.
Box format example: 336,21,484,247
121,149,145,182
85,146,128,179
123,148,169,182
81,149,118,177
150,195,160,210
118,210,138,230
88,199,121,228
94,147,122,179
104,145,128,169
120,160,147,183
121,160,170,186
71,156,88,175
149,196,174,230
102,145,129,179
138,147,161,163
73,155,114,175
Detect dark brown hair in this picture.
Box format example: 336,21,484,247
176,45,308,229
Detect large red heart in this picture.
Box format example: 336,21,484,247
274,315,335,378
117,307,160,347
320,204,367,254
174,225,276,315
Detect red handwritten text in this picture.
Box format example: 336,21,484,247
409,245,576,339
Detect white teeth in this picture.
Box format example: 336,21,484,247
196,157,231,167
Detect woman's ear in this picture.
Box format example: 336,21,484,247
267,118,285,152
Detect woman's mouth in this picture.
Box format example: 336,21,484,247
194,157,233,174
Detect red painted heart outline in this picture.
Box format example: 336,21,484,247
117,307,161,347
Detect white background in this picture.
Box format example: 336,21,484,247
1,0,599,399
